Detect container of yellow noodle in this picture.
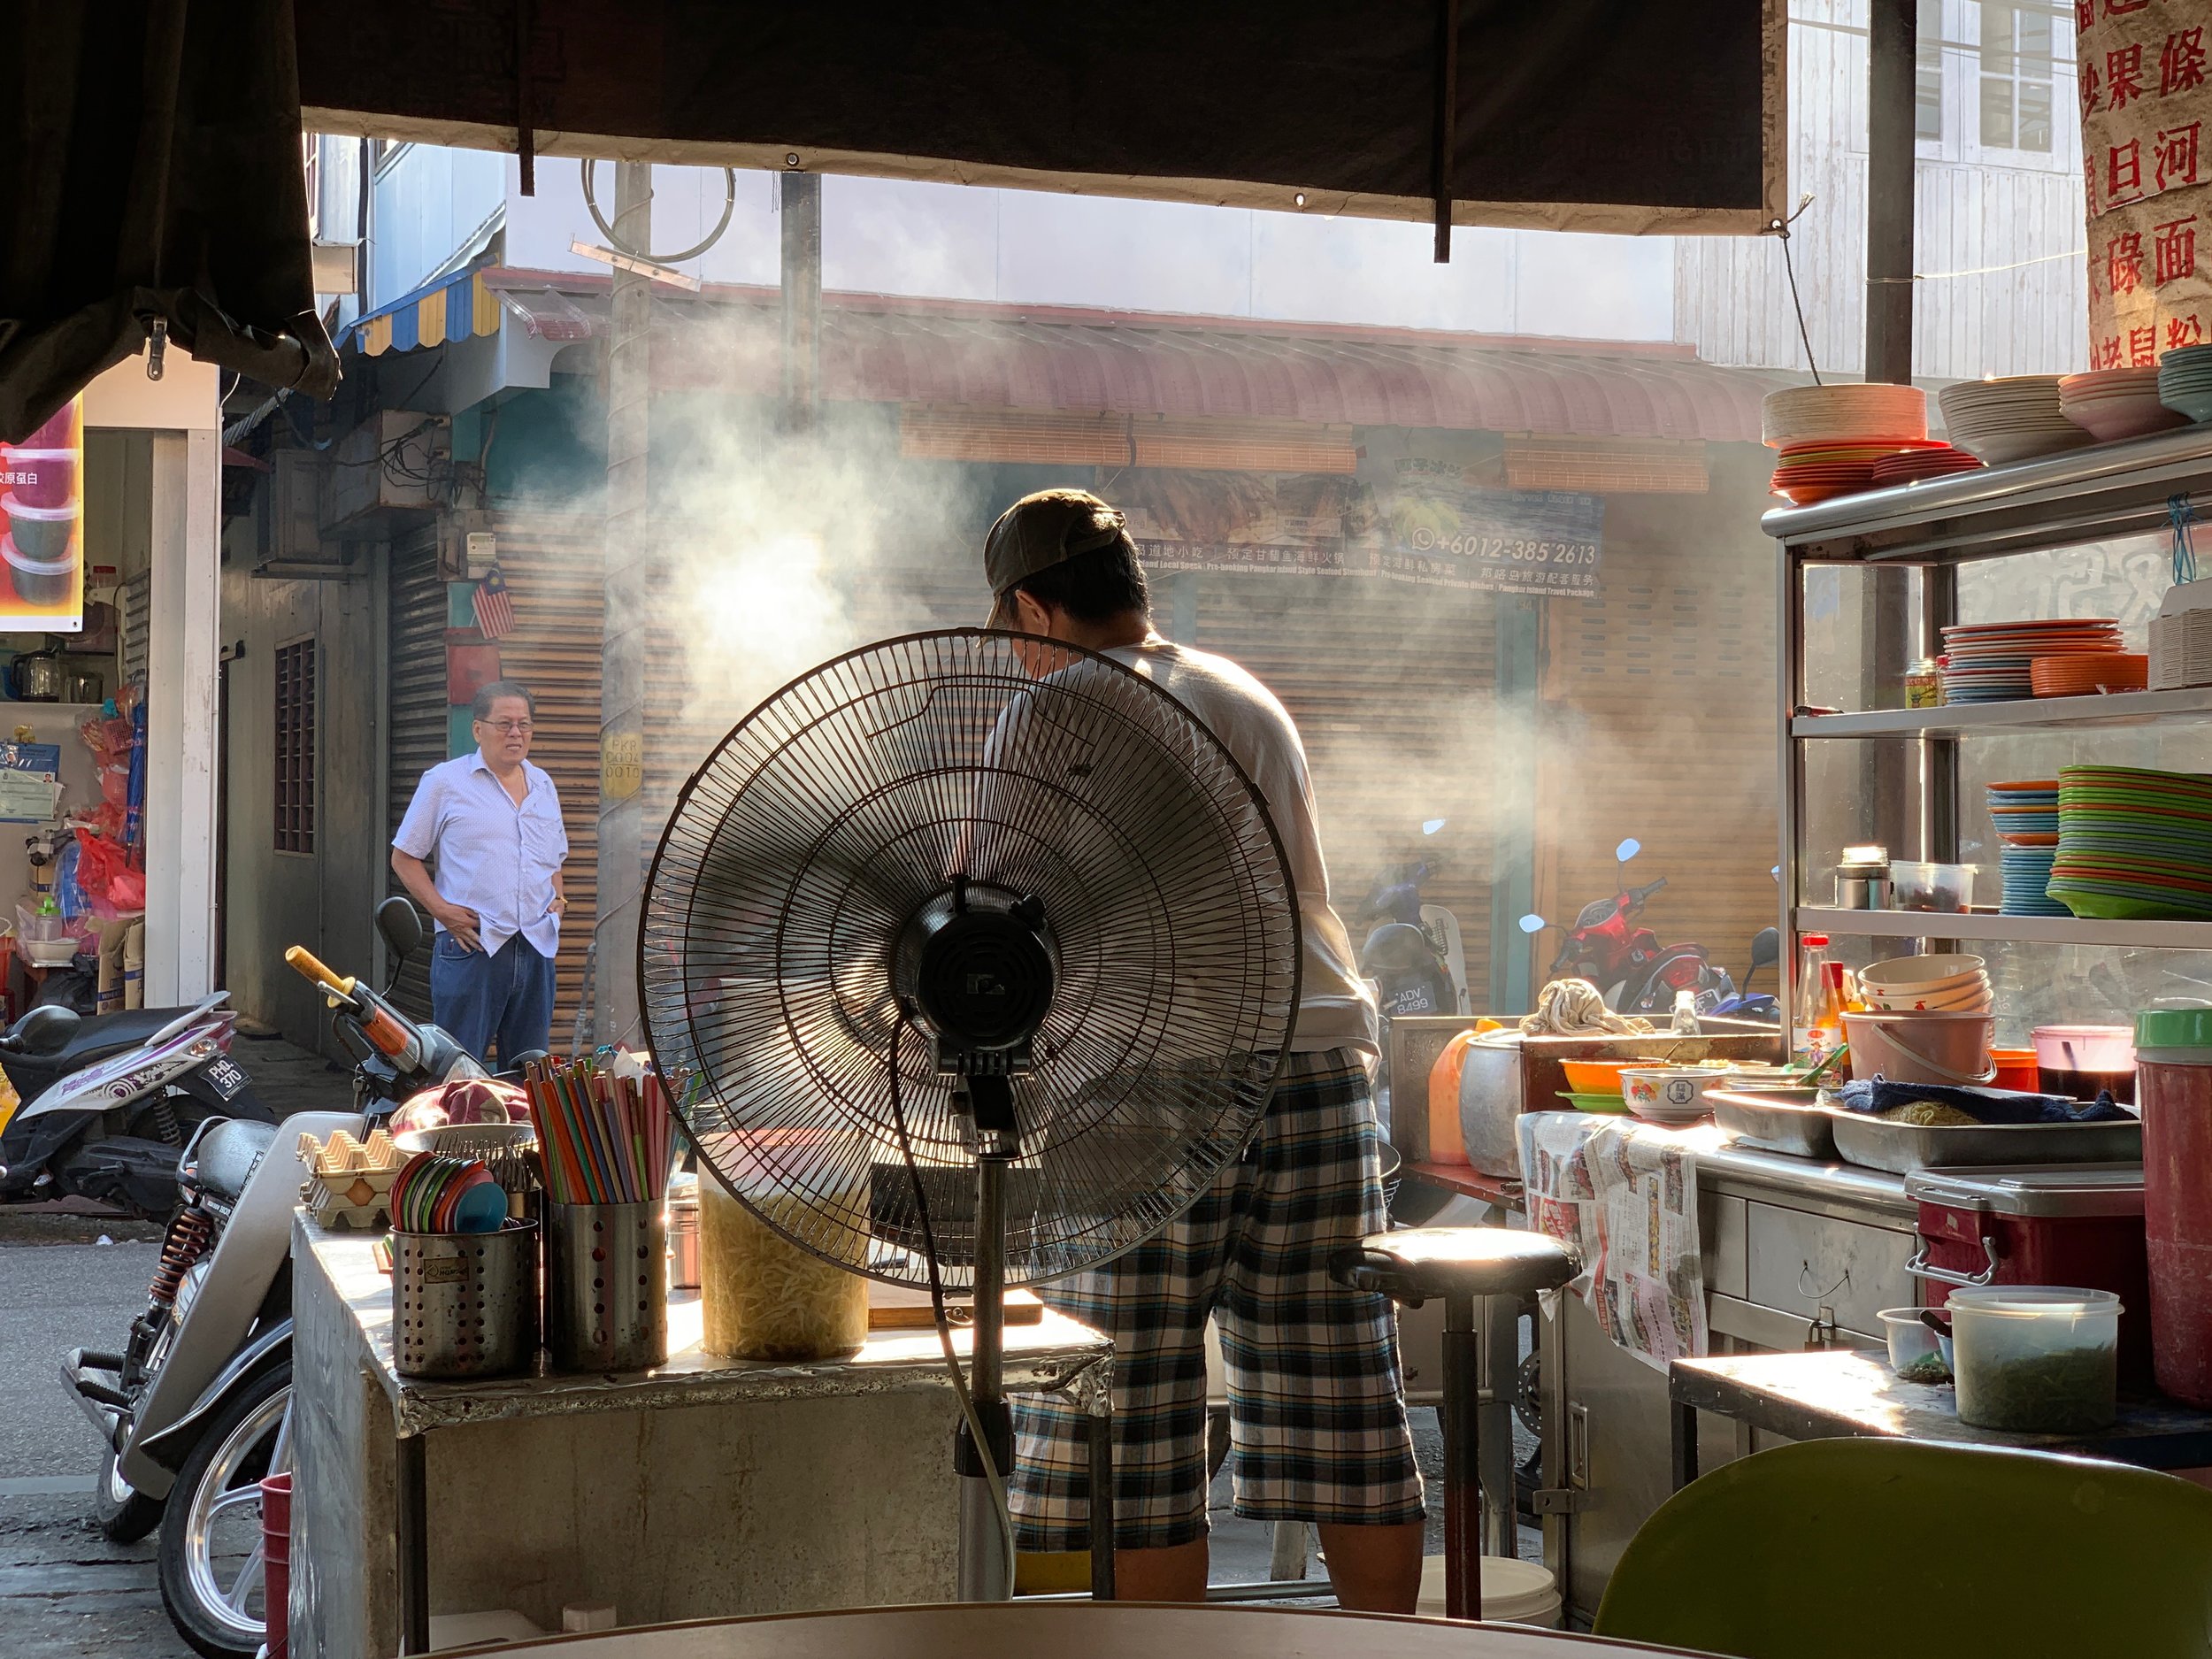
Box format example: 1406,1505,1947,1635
698,1129,872,1362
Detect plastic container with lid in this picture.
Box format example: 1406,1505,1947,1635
1906,1164,2150,1386
1948,1285,2123,1432
2032,1023,2137,1105
2135,1005,2212,1404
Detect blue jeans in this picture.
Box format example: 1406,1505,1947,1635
429,932,557,1064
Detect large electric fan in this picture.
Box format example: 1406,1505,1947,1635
641,629,1300,1598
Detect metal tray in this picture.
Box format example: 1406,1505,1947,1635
1707,1087,1839,1159
1830,1111,2143,1175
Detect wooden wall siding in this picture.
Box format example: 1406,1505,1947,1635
1530,465,1782,1004
1674,0,2087,381
484,511,608,1047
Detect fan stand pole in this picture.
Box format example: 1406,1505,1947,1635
956,1128,1017,1601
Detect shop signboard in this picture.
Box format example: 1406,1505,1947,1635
2081,4,2212,365
0,398,85,632
1122,466,1604,597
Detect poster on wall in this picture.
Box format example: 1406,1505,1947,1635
2081,5,2211,365
0,399,85,632
1119,465,1604,597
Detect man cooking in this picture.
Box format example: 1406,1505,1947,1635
988,488,1424,1611
390,680,569,1064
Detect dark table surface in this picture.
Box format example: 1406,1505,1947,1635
1671,1348,2212,1471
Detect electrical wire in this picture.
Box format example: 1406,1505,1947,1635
1767,196,1822,387
886,1006,1018,1588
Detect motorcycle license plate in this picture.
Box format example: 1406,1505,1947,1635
202,1057,250,1101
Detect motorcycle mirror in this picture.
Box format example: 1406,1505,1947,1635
1749,927,1782,970
1615,837,1641,864
1421,818,1448,836
10,1003,79,1055
376,895,425,964
1518,914,1548,934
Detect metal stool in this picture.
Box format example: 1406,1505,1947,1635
1333,1226,1575,1620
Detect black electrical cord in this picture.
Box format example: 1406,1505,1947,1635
886,1005,1017,1585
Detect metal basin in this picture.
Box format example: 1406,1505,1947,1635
1708,1087,1839,1159
1830,1112,2143,1175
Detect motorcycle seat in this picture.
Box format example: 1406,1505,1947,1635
0,1007,200,1097
192,1116,279,1204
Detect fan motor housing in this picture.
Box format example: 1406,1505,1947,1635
898,887,1056,1074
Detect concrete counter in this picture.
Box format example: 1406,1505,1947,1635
288,1215,1112,1659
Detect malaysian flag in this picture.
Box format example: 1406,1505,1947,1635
473,564,517,640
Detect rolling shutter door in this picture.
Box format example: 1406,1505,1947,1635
485,511,606,1046
1182,574,1500,1009
386,527,447,1019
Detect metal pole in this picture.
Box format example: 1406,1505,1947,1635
1863,0,1920,862
1441,1292,1482,1620
780,171,822,431
956,1150,1013,1601
594,160,651,1045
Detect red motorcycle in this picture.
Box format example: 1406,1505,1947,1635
1517,839,1736,1018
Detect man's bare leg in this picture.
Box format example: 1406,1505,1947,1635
1316,1519,1425,1614
1112,1539,1210,1601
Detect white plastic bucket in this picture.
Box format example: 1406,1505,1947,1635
1416,1555,1563,1626
1842,1010,1995,1086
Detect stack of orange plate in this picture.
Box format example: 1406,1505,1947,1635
2030,653,2149,696
1770,439,1948,505
1870,445,1983,487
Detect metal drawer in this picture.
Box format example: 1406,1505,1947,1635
1744,1200,1916,1340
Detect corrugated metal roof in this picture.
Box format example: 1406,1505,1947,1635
410,266,1801,442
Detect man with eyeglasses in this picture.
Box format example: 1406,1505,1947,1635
390,680,570,1063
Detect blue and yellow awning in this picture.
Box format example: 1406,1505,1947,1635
340,266,504,357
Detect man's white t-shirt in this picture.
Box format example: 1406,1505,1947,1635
1102,635,1379,1056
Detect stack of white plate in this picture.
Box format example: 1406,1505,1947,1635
2059,366,2191,442
1762,383,1929,449
1937,377,2094,465
1857,954,1993,1014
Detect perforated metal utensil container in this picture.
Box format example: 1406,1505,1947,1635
392,1220,539,1379
548,1202,668,1371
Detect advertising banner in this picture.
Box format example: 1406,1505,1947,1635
0,399,85,631
2081,4,2212,365
1121,465,1604,598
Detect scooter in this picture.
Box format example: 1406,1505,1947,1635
1710,926,1785,1025
0,995,276,1215
1517,838,1737,1018
62,898,492,1659
1357,818,1472,1017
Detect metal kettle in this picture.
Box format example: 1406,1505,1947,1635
8,644,63,702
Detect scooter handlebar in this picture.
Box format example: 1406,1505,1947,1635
285,945,357,1000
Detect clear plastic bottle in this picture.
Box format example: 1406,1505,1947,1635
1793,933,1831,1066
1671,987,1701,1034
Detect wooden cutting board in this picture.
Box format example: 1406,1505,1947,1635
867,1285,1045,1330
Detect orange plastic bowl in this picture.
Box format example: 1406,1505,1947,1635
1559,1058,1634,1096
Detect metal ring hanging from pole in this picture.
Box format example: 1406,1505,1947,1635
580,159,740,265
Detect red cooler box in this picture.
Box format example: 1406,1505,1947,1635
1906,1164,2152,1388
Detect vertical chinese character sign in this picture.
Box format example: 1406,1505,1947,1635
0,399,85,631
2083,4,2211,365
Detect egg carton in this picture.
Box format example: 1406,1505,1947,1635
299,1128,408,1230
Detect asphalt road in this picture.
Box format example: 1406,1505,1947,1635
1,1229,195,1659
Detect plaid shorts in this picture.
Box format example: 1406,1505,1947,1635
1010,1048,1425,1550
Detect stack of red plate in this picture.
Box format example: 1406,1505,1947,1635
2030,652,2149,696
1870,446,1983,487
1771,439,1949,505
1940,618,2126,703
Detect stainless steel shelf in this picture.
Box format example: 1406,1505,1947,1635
1792,687,2212,737
1762,422,2212,565
1795,906,2212,948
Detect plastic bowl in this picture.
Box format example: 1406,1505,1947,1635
4,534,74,606
1878,1308,1947,1376
1859,953,1987,990
1559,1058,1633,1096
1,495,77,563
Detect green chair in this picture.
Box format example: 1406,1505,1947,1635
1594,1438,2212,1657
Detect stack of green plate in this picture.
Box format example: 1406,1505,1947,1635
2047,765,2212,920
1561,1090,1632,1113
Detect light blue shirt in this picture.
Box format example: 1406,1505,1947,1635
393,752,569,957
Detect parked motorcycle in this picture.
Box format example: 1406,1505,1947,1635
1709,926,1784,1024
1357,818,1472,1017
63,898,493,1659
0,995,275,1215
1517,838,1738,1018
